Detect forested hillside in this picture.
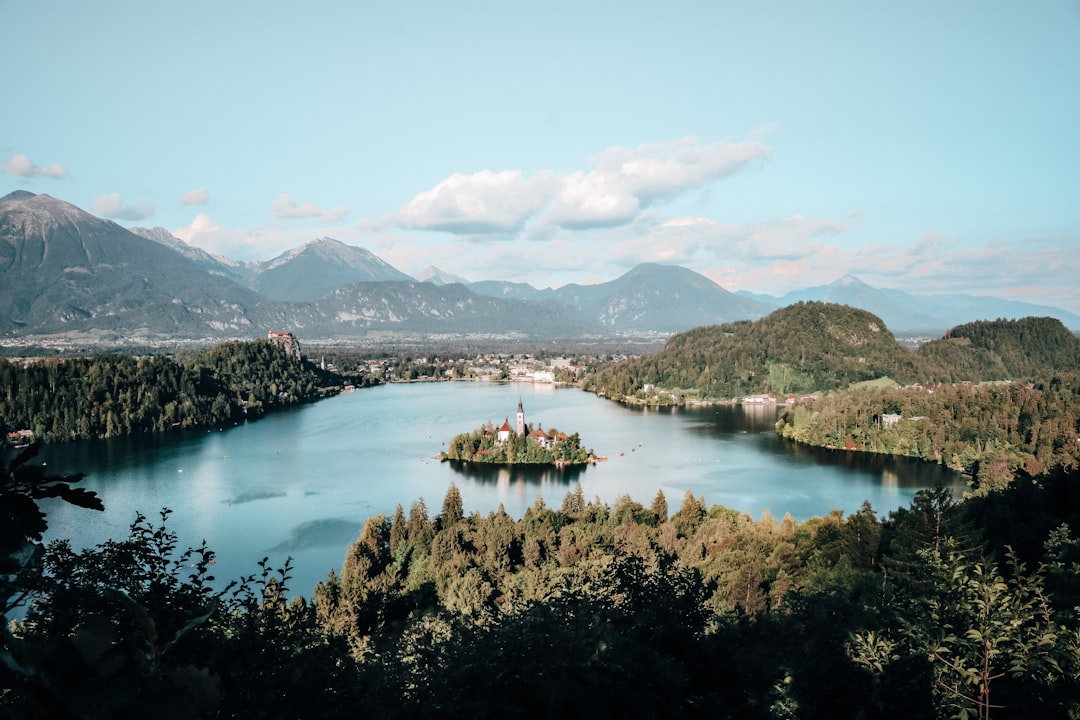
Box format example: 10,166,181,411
0,340,345,442
584,302,925,401
776,372,1080,489
584,305,1080,402
5,470,1080,718
917,316,1080,381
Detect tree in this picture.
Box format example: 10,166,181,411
651,489,669,524
440,483,464,527
2,444,102,615
561,483,586,518
853,546,1078,720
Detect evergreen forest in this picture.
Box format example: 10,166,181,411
0,340,348,443
586,306,1080,490
3,307,1080,716
584,306,1080,401
4,458,1080,718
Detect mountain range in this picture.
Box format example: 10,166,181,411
1,191,1077,346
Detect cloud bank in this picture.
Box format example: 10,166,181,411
271,193,348,223
181,187,210,205
93,193,155,221
163,134,1076,314
4,153,67,179
395,137,771,236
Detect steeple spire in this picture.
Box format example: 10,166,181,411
516,397,525,437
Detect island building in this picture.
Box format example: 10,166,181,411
267,330,301,360
493,399,567,450
497,398,527,444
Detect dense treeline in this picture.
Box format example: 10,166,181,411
5,466,1080,718
585,303,919,401
776,374,1080,490
584,305,1080,402
0,340,345,443
923,316,1080,381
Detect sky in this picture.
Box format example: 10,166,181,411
4,1,1079,313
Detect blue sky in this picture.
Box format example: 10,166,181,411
4,1,1079,313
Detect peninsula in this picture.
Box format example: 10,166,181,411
440,399,597,466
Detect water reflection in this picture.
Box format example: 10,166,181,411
776,437,961,490
35,383,967,599
684,404,785,435
444,459,586,508
447,460,584,487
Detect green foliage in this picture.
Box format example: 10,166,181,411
1,444,102,615
923,317,1080,381
442,423,597,465
585,302,925,401
854,547,1078,720
776,374,1080,488
584,306,1080,405
0,340,344,444
6,463,1080,716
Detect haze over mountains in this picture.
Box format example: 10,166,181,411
2,191,1077,346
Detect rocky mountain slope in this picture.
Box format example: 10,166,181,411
3,191,1075,345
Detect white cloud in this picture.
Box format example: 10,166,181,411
180,187,210,205
175,213,282,259
398,170,558,234
321,206,349,223
394,136,772,237
544,138,771,229
173,212,367,261
545,171,641,229
271,193,321,219
92,193,155,221
4,152,67,179
270,193,348,223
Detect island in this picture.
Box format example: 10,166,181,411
440,398,598,466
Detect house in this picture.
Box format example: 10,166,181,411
528,425,550,449
497,419,513,444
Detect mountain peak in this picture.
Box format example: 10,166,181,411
0,190,37,205
837,274,866,287
253,236,411,301
419,266,471,286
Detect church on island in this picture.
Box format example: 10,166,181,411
495,398,568,449
442,398,594,466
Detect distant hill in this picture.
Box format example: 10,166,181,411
249,238,412,302
584,302,921,401
468,279,551,303
547,263,774,332
917,317,1080,381
744,275,1080,334
255,280,603,338
418,266,470,286
585,305,1080,402
467,263,774,333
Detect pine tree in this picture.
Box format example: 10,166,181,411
651,489,669,523
441,483,464,527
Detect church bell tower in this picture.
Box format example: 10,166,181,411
516,397,525,437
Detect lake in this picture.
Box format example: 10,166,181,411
38,382,963,597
